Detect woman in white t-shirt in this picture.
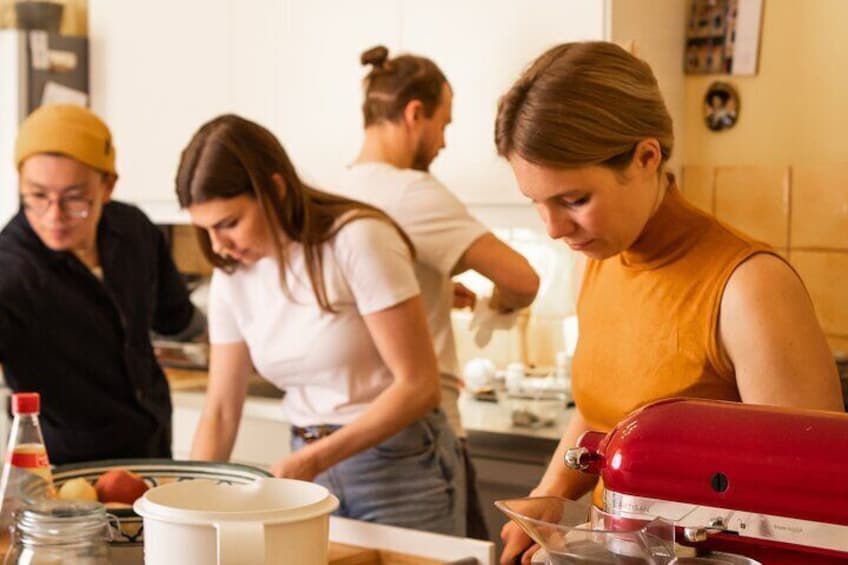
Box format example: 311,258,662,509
175,114,466,536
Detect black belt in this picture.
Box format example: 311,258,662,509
291,424,341,443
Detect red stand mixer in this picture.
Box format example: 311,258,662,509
564,398,848,564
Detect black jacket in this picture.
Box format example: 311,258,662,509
0,202,194,464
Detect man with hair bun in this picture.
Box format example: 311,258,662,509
337,45,541,541
0,104,204,464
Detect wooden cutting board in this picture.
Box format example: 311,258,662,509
329,542,447,564
163,367,210,390
1,539,451,564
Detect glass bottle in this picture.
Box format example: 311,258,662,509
0,392,55,533
4,500,111,564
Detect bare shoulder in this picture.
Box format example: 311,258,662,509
720,252,814,351
720,252,843,411
722,252,806,308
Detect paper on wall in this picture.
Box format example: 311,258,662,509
732,0,764,75
41,81,88,107
28,31,49,70
48,49,78,72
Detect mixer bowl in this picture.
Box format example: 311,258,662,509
496,496,675,564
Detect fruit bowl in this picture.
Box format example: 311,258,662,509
22,458,271,557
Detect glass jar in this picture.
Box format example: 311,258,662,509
4,500,111,564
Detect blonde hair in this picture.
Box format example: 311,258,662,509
495,41,673,170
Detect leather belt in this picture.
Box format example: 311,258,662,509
291,424,341,443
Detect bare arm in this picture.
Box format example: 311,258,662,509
453,233,540,310
720,254,843,411
190,341,253,461
500,408,599,564
271,295,441,479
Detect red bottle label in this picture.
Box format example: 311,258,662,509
8,451,50,469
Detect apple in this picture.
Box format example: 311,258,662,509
95,469,149,504
57,477,98,502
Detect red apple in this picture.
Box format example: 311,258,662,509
95,469,149,504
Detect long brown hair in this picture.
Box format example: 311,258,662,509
175,114,413,312
360,45,448,126
495,41,673,171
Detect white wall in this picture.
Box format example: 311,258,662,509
0,30,26,227
609,0,687,176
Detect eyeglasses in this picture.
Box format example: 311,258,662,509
20,193,93,219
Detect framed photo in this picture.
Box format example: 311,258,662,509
703,82,740,131
685,0,764,75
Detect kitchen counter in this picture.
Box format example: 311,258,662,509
165,367,572,451
166,367,570,549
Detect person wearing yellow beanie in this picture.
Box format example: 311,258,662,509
15,103,117,177
13,104,117,262
0,104,206,464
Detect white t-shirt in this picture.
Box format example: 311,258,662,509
208,217,419,427
336,163,488,432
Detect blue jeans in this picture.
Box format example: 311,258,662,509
291,409,466,537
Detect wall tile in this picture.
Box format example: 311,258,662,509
452,312,523,371
791,251,848,336
680,165,715,213
714,166,789,247
791,164,848,249
525,315,564,368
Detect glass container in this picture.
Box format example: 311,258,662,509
4,499,112,565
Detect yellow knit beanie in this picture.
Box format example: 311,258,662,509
14,104,117,175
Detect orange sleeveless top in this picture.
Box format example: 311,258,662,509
572,180,777,434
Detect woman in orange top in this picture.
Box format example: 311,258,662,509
494,41,844,564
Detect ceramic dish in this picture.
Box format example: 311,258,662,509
22,458,271,548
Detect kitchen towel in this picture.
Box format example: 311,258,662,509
468,295,520,348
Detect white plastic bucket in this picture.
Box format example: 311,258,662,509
134,478,339,565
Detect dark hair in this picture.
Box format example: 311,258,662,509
175,114,413,312
495,41,673,171
360,45,449,127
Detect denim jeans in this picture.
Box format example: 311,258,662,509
291,409,466,537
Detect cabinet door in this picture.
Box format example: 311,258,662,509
272,0,402,192
400,0,606,204
171,394,290,468
171,399,201,460
230,414,291,469
89,0,234,208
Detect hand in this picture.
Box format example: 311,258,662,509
500,521,538,564
453,282,477,310
270,449,320,481
489,286,517,314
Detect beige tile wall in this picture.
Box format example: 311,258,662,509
681,164,848,353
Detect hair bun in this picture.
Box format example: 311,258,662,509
361,45,389,68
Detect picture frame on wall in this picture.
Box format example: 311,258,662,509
685,0,764,75
703,81,740,131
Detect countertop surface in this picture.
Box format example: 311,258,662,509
165,368,573,443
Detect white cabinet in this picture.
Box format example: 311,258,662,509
171,391,290,469
88,0,234,218
88,0,684,221
400,0,606,204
